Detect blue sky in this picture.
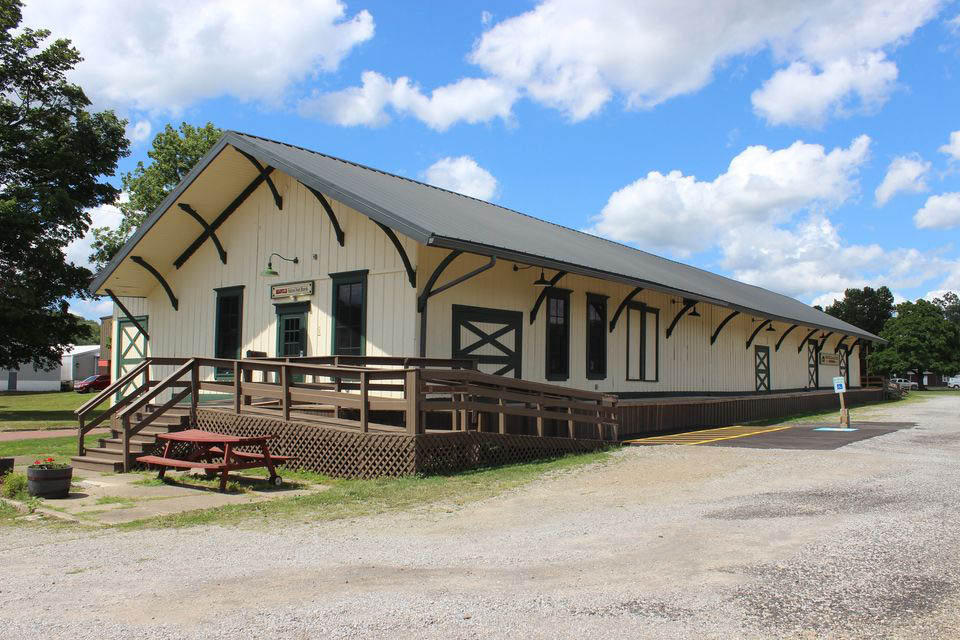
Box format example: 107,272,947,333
24,1,960,320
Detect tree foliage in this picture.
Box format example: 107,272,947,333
0,0,128,370
933,291,960,328
74,318,100,346
823,286,895,337
869,299,960,387
90,122,222,270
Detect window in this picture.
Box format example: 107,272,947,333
585,294,607,379
214,286,243,379
626,303,658,381
545,288,570,380
331,270,367,356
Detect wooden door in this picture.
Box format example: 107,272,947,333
755,345,771,392
839,348,849,386
115,316,148,401
452,305,523,378
807,340,819,388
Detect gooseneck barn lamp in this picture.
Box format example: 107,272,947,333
513,263,553,287
261,253,299,277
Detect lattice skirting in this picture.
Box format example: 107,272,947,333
195,409,610,478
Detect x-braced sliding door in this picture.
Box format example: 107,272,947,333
755,345,771,392
807,340,818,388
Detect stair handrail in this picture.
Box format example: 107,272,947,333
117,358,197,471
75,359,152,457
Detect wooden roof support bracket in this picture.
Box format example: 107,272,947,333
710,310,740,345
848,338,861,352
834,335,850,353
774,324,798,351
177,204,226,264
235,147,282,209
130,255,178,311
665,299,697,339
608,287,643,333
816,331,834,353
374,221,416,287
797,328,819,353
417,251,496,357
745,319,772,349
104,289,149,340
306,186,345,247
528,271,568,325
174,169,273,269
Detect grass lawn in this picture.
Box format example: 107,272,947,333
0,434,101,462
115,448,616,530
0,391,109,431
745,388,946,427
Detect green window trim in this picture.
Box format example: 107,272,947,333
585,293,608,380
330,269,368,356
544,287,570,381
625,303,659,382
214,286,244,379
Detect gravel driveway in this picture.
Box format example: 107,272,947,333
2,395,958,639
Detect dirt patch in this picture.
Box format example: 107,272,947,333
705,486,903,520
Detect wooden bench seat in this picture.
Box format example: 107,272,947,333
136,455,225,471
206,446,295,462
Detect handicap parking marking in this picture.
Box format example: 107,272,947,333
624,424,792,446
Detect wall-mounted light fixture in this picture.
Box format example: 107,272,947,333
766,323,776,332
261,252,299,277
513,263,552,287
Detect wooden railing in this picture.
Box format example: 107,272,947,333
418,369,619,441
860,375,886,388
77,355,619,472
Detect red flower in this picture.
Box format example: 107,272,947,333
34,460,41,465
46,457,54,462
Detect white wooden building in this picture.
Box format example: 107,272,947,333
91,132,879,400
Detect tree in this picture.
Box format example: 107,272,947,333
933,291,960,328
823,286,895,375
74,318,100,346
869,299,960,389
0,0,128,371
90,122,222,270
823,286,895,337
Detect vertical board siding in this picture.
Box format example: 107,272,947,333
132,171,417,381
418,247,864,395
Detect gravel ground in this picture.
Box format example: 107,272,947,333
1,395,958,639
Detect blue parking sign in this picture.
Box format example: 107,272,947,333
832,376,846,393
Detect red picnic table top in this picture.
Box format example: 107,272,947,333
140,429,291,491
156,429,274,445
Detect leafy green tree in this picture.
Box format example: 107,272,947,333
869,299,960,388
823,286,895,337
0,0,128,371
90,122,222,270
823,286,895,375
933,291,960,328
74,318,101,345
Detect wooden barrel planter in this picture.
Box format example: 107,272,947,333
26,466,73,498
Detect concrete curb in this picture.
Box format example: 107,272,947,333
1,496,97,526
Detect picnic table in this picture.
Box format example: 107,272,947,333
136,429,293,492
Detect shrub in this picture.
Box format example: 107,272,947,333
1,472,28,500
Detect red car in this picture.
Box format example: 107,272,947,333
74,374,111,393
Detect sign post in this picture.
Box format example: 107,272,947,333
832,376,849,427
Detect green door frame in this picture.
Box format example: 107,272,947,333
115,315,148,402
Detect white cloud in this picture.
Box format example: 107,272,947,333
914,192,960,229
311,0,937,130
939,130,960,161
421,156,498,200
875,154,930,206
22,0,374,113
588,135,870,256
481,10,493,26
126,119,152,144
68,298,113,321
811,291,846,309
298,71,516,131
751,52,898,127
63,200,125,270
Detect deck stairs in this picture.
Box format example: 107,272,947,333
70,405,192,473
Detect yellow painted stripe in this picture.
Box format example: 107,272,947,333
625,425,791,446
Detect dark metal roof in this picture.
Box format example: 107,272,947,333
92,130,882,342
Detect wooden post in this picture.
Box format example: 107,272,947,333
567,406,575,439
233,361,241,414
77,415,85,456
334,376,342,419
839,390,849,427
536,394,544,437
242,363,252,407
359,370,369,432
121,414,131,472
498,386,506,434
281,365,290,421
405,369,419,435
190,361,199,425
